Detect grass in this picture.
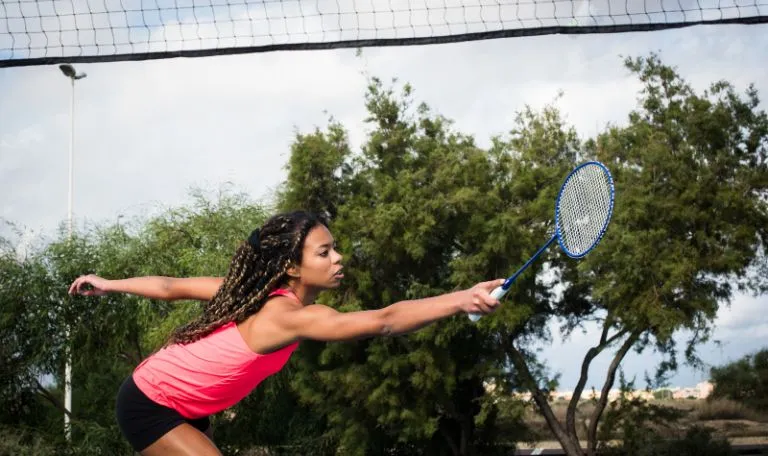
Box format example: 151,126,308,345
694,398,768,422
522,397,768,443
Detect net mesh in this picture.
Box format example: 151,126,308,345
1,0,766,68
556,163,614,257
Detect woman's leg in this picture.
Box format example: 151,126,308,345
116,375,217,455
139,422,221,456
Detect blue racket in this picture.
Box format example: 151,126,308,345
470,161,615,321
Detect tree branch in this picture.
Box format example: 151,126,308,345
586,331,640,456
440,426,461,456
118,351,141,365
134,331,144,361
460,416,470,456
34,377,73,418
505,340,584,456
565,322,629,441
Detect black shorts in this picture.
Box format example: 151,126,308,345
115,374,211,452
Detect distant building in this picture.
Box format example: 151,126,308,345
500,381,714,402
671,381,713,399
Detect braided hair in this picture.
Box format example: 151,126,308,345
167,210,328,346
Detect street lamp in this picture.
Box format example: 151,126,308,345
59,64,86,240
59,63,86,442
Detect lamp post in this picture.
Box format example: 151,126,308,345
59,63,86,442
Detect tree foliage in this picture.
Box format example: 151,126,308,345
710,347,768,412
278,54,768,456
0,190,322,455
279,78,536,455
501,53,768,455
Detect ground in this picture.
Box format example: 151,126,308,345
518,398,768,450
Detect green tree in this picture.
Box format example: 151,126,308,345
275,55,766,456
279,77,538,455
710,347,768,412
0,228,67,452
504,53,768,456
277,122,353,220
0,189,328,454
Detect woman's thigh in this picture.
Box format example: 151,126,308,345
139,423,222,456
115,375,214,453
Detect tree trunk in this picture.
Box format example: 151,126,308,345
506,342,585,456
460,417,470,456
585,332,640,456
566,320,629,442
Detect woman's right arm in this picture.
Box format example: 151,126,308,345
68,274,224,301
271,279,505,342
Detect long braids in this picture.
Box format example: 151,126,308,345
167,210,327,346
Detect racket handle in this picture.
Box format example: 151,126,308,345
467,285,508,322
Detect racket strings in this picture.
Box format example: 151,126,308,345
557,165,613,256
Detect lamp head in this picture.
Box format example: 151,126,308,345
59,64,87,80
59,64,75,78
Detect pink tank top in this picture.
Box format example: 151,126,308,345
132,288,300,418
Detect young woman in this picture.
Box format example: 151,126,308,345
68,210,504,456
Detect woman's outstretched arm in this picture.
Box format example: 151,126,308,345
68,274,224,301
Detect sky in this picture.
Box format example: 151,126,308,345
1,18,768,391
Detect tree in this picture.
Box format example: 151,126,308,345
0,189,327,455
278,56,768,454
280,77,538,455
0,229,66,449
503,53,768,455
710,347,768,412
277,122,353,220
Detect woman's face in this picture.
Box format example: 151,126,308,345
294,225,344,289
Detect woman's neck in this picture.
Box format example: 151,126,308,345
282,281,318,306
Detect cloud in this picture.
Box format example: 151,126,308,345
536,293,768,390
0,46,377,240
712,293,768,338
0,124,44,149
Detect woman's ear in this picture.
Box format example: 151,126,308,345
286,262,301,279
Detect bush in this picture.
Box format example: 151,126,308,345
599,426,735,456
0,427,58,456
710,348,768,412
697,398,768,422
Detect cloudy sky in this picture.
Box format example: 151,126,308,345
1,9,767,391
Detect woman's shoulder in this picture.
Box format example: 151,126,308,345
267,287,300,302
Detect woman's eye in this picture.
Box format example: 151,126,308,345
320,251,329,257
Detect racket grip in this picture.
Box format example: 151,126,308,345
467,285,508,322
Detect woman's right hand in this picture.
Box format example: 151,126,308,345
459,278,505,316
68,274,112,296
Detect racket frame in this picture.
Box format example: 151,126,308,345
469,161,615,322
554,160,615,259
